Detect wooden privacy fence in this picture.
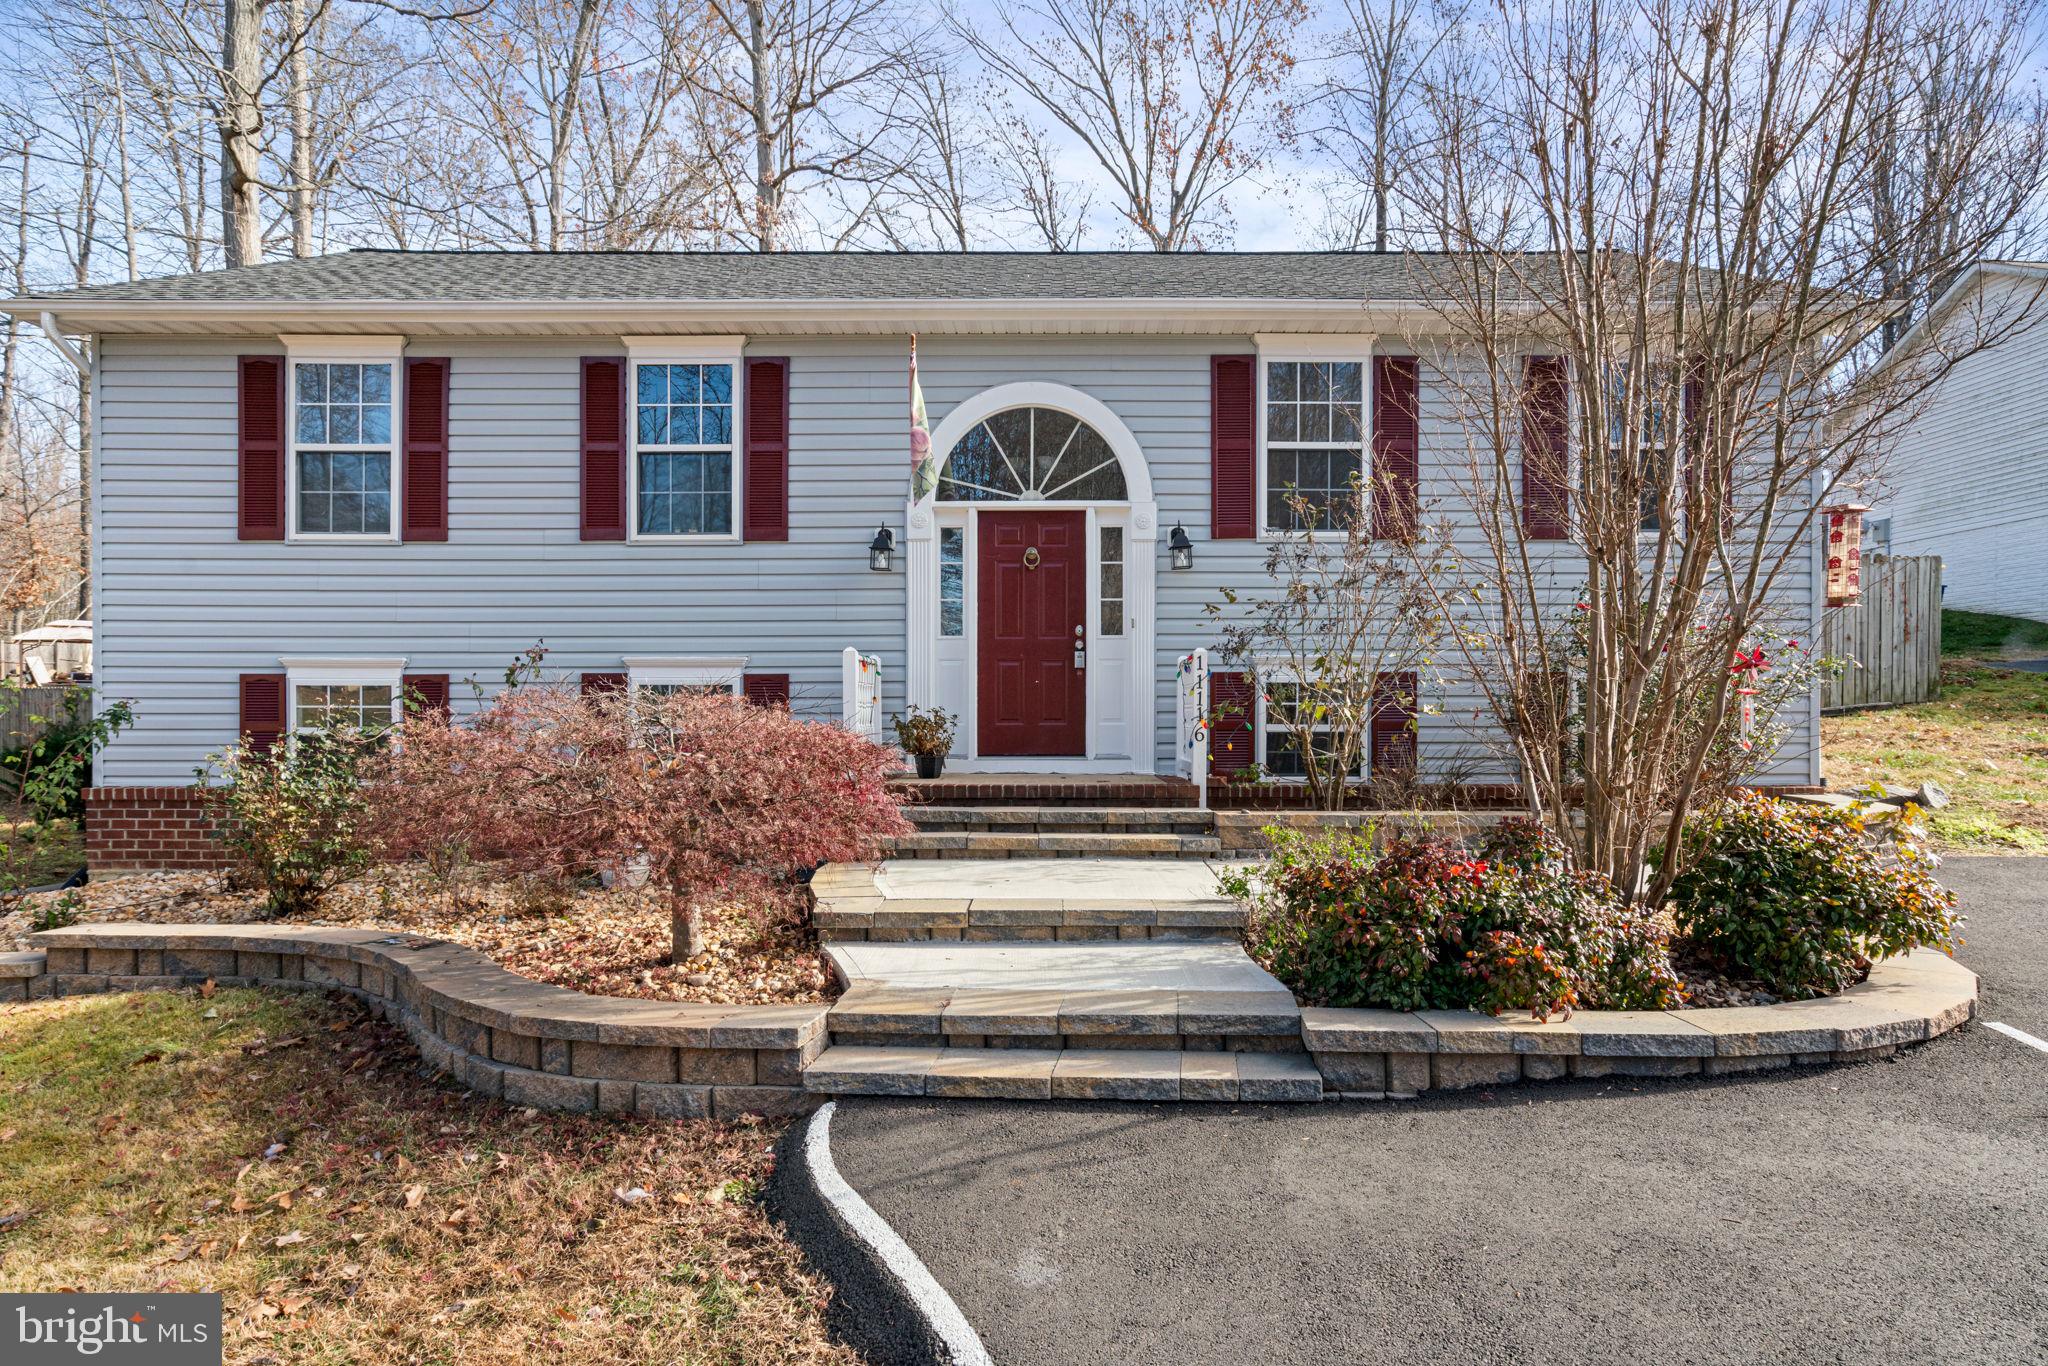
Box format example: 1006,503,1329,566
1822,554,1943,712
0,686,83,751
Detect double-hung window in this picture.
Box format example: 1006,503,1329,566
285,338,401,541
1606,360,1676,533
1257,338,1372,534
623,656,745,697
627,339,742,540
1260,679,1355,780
282,657,405,738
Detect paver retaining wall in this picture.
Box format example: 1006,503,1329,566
1301,950,1979,1096
7,923,826,1120
3,925,1979,1109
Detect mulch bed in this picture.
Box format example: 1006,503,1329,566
6,865,838,1008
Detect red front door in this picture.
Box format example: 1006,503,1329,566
978,510,1087,757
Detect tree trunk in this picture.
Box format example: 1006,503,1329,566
220,0,264,267
287,0,315,257
670,902,706,964
748,0,776,251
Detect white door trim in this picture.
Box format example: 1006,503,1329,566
905,382,1157,772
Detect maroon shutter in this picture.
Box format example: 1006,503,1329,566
743,672,791,708
239,672,287,753
1211,355,1256,539
580,357,627,540
1370,671,1419,775
1520,356,1570,540
1372,355,1420,539
1208,670,1255,777
580,671,628,696
238,356,286,541
743,357,790,542
402,357,450,542
404,672,451,718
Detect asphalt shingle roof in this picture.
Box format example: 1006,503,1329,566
20,249,1475,306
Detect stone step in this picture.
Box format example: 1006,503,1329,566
801,1043,1322,1102
906,806,1216,835
884,831,1225,859
824,983,1297,1051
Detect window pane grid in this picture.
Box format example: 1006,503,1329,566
1262,682,1348,779
1098,525,1124,637
295,361,394,537
294,683,394,734
1265,360,1366,532
636,362,736,536
637,451,732,536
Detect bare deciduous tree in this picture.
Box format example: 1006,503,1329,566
951,0,1309,250
1312,0,1463,252
1405,0,2048,902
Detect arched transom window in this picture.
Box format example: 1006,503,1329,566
936,406,1129,502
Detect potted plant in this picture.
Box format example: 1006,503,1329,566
893,705,956,780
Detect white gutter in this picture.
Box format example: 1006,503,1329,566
37,312,89,376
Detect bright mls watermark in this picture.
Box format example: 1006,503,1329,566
3,1294,221,1364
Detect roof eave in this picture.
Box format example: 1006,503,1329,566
2,294,1496,338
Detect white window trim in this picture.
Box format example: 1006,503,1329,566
623,335,746,544
279,655,407,734
282,335,406,545
622,655,748,695
1253,333,1376,540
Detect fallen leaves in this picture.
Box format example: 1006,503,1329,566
270,1230,308,1249
401,1184,426,1210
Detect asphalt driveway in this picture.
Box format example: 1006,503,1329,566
820,855,2048,1366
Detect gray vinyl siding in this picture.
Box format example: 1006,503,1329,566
91,332,1821,787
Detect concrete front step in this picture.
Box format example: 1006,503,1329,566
885,831,1224,859
802,1044,1323,1102
905,806,1216,835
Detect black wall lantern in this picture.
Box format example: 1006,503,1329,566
869,525,895,571
1168,522,1194,571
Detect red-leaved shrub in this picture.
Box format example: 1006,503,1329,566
367,683,908,959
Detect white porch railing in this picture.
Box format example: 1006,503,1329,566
1174,647,1210,809
842,647,884,742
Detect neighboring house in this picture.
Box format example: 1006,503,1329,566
1871,259,2048,621
5,251,1822,867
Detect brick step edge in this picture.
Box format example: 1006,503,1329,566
802,1045,1323,1103
885,833,1224,853
904,807,1217,831
19,924,832,1121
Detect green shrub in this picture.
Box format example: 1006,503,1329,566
1669,790,1962,997
1221,818,1684,1016
195,735,375,916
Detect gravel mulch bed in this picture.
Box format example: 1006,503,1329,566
6,865,839,1008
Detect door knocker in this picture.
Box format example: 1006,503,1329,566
1023,546,1041,569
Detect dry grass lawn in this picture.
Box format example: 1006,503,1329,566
2,817,84,889
1823,660,2048,852
0,987,858,1366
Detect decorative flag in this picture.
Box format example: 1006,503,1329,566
909,334,937,499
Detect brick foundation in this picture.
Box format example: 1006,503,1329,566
83,786,227,873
